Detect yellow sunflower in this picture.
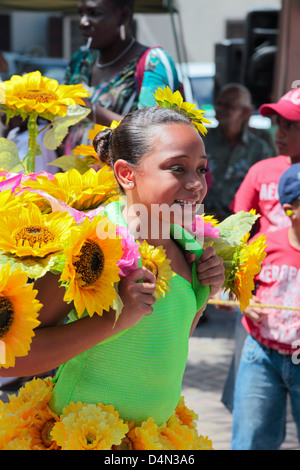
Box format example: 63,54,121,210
229,234,267,312
138,240,175,299
24,167,120,212
30,406,60,450
154,86,211,136
0,263,41,369
0,189,22,214
72,143,99,160
202,213,219,227
51,402,128,450
60,215,123,317
0,203,75,258
87,120,120,142
0,70,89,118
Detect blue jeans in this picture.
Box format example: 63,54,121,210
231,334,300,450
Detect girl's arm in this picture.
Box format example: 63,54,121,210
190,304,208,337
0,267,156,378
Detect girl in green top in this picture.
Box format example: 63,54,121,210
0,106,224,439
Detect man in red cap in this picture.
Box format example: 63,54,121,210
230,87,300,236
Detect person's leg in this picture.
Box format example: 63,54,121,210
287,356,300,444
231,335,287,450
221,309,247,412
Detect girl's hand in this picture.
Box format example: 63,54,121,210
117,266,157,329
188,246,225,297
244,296,268,323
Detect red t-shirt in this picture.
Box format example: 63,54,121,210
242,227,300,354
230,156,291,235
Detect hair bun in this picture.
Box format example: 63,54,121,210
93,128,114,167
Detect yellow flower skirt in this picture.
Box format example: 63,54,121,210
0,377,213,450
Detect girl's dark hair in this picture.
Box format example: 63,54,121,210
93,106,193,170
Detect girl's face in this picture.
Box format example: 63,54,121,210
129,123,208,227
77,0,121,49
275,116,300,160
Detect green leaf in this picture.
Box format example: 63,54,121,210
0,251,60,280
217,211,259,247
49,154,96,174
0,138,24,172
43,105,91,150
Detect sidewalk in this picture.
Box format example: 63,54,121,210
183,305,300,450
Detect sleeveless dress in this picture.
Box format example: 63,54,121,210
49,201,209,426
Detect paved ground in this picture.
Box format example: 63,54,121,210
182,305,300,450
1,305,299,451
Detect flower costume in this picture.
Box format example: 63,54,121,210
0,80,267,450
49,200,210,427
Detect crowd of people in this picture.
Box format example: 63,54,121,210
1,0,300,452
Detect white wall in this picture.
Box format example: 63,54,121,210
8,0,281,63
136,0,281,63
11,12,49,55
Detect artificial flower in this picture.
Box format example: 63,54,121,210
24,167,120,212
60,215,123,318
185,214,220,242
51,402,128,450
29,406,60,450
174,396,198,428
0,203,75,259
72,143,99,160
0,263,41,369
0,71,89,119
87,120,120,142
127,418,169,450
0,173,22,193
128,398,213,451
1,377,54,421
116,225,140,277
224,234,267,312
138,240,175,299
0,189,22,215
1,428,33,450
154,86,211,136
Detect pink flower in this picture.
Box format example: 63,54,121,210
116,225,140,277
0,173,22,193
186,215,219,241
22,171,55,182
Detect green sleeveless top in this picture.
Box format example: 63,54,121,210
49,202,209,426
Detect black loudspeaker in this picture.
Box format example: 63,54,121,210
214,39,245,102
241,8,280,108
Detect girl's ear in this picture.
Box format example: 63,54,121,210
114,159,135,190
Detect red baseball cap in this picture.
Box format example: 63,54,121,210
259,87,300,121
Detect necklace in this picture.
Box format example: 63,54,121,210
96,38,136,68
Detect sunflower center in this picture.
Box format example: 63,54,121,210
143,259,158,277
41,419,56,448
19,89,58,103
74,240,104,286
14,225,55,248
0,296,14,339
